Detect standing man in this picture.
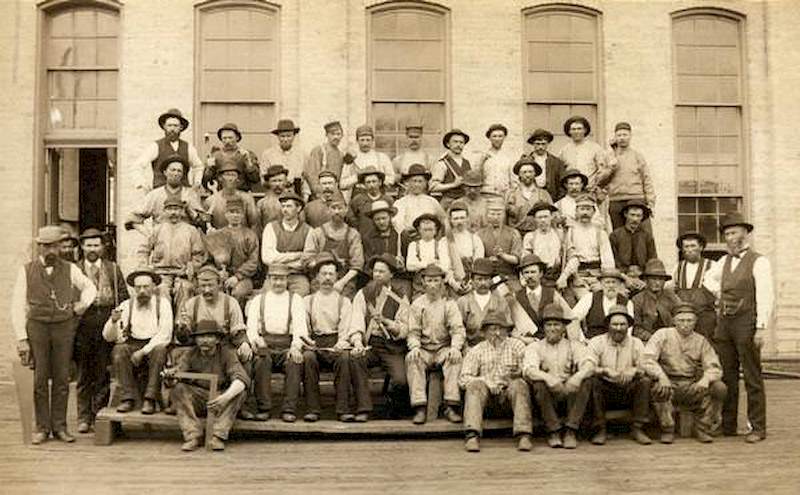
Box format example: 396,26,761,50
392,124,431,177
261,190,313,296
478,200,523,288
204,156,260,231
506,156,553,231
431,129,472,208
703,213,773,443
461,171,490,231
606,122,656,231
134,108,204,192
393,164,448,235
557,116,613,198
12,225,97,444
304,170,338,228
526,128,567,201
202,123,261,192
476,123,515,198
340,125,395,199
257,165,290,230
74,228,128,432
672,232,717,340
522,201,565,283
261,119,305,197
346,166,393,238
305,121,345,198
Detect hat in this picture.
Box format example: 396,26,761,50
614,122,632,132
513,156,542,176
560,168,589,188
193,319,223,338
329,190,347,206
356,125,374,138
447,199,469,214
485,123,508,139
357,166,385,183
78,228,104,240
642,259,672,280
323,121,342,133
158,108,189,131
217,122,242,141
463,170,483,187
225,196,245,211
676,231,707,250
318,170,338,181
604,304,634,327
309,252,340,276
125,266,162,287
271,119,300,135
216,154,243,175
366,199,397,217
413,213,443,234
58,224,78,243
528,200,558,216
264,164,289,181
540,303,571,324
518,254,547,273
402,164,432,180
405,123,424,134
367,253,400,274
158,154,190,174
36,225,67,245
420,264,446,278
574,193,596,209
471,258,495,277
620,198,651,219
672,302,698,317
719,212,753,233
442,129,470,147
278,190,305,209
598,268,625,283
267,263,290,276
563,116,591,136
163,197,186,209
527,129,554,144
196,265,222,280
486,198,506,211
481,310,513,329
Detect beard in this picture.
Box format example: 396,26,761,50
84,251,100,262
165,130,180,142
44,253,59,266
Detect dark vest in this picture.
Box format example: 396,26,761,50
720,250,759,318
80,259,118,308
585,291,628,339
152,137,190,189
441,155,471,199
515,286,554,338
676,259,715,312
25,259,74,323
272,220,311,252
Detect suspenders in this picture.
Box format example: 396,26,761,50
260,292,293,335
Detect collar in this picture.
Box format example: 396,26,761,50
625,224,640,235
85,259,102,270
729,245,750,259
376,229,392,238
282,218,301,231
526,285,542,297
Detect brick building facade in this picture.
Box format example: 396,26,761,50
0,0,798,363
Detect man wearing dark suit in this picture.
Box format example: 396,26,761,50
526,129,567,202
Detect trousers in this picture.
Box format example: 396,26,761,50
302,334,351,415
463,378,533,437
251,349,302,413
111,341,169,403
172,382,245,441
350,336,410,415
406,347,462,407
27,318,77,433
652,379,727,434
590,375,651,428
75,305,113,423
532,379,592,432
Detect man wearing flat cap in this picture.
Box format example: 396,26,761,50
304,170,339,228
475,123,515,198
702,213,773,443
632,259,682,342
431,128,472,209
505,156,554,232
204,154,261,232
134,108,204,192
208,196,260,307
261,119,306,198
261,190,313,296
525,128,567,201
11,225,97,444
305,121,345,198
609,198,657,290
447,199,486,288
606,122,655,231
340,125,395,200
257,164,292,231
671,231,716,340
392,124,431,177
74,228,128,432
477,198,523,287
203,122,261,193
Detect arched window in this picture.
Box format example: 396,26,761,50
523,5,601,151
673,10,746,246
368,3,449,158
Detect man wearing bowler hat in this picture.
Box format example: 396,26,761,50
11,225,97,444
392,123,431,177
606,122,655,231
703,213,773,443
431,128,472,208
134,108,205,192
632,259,682,342
203,122,261,192
525,128,567,201
672,231,717,340
475,123,515,197
261,119,306,197
305,120,345,198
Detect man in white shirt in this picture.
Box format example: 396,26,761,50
392,124,431,177
475,123,515,198
572,269,634,341
393,164,448,235
340,125,395,199
672,231,716,340
261,119,306,197
261,190,313,296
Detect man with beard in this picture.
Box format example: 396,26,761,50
632,259,682,342
262,190,313,296
477,200,522,289
204,156,260,231
572,269,633,341
305,121,345,198
522,201,566,286
257,165,290,230
609,199,657,291
304,170,338,228
392,124,431,176
606,122,656,231
202,123,261,192
57,224,79,262
525,128,567,202
134,108,204,192
448,200,485,289
340,125,396,200
102,267,172,415
506,156,553,232
460,311,533,453
347,166,393,239
475,123,515,198
74,228,128,432
12,226,97,444
561,194,615,302
456,258,508,349
460,171,489,231
431,129,471,209
671,232,716,340
261,119,306,197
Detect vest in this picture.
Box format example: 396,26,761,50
440,155,471,199
151,137,190,189
676,259,715,312
720,250,759,318
81,260,117,308
585,291,628,339
320,223,358,272
25,259,74,323
271,220,311,263
515,286,554,339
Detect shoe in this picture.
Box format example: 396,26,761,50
631,426,652,445
745,431,766,443
181,438,200,452
517,434,533,452
547,432,563,448
116,400,134,413
77,422,91,434
696,430,713,443
163,405,176,416
31,431,48,445
209,436,225,451
339,414,355,422
591,428,607,445
465,436,480,452
54,430,75,443
354,413,369,423
282,412,297,423
239,410,256,421
562,429,578,449
254,411,270,421
443,406,463,423
303,413,320,423
141,399,156,415
412,407,427,425
660,431,675,444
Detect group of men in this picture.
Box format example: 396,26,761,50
13,108,772,453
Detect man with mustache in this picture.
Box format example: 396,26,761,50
347,166,393,239
203,155,260,232
12,225,97,444
202,123,261,193
554,168,608,231
134,108,204,192
505,156,553,232
213,197,260,308
561,194,615,302
102,267,172,416
671,232,716,340
261,190,313,296
475,123,515,198
340,125,396,200
261,119,307,198
305,121,345,199
631,259,682,342
431,129,472,209
392,124,431,177
257,165,290,231
606,122,656,231
524,128,567,202
304,170,338,228
460,171,489,231
609,199,657,291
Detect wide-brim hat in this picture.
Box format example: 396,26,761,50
540,302,571,324
642,259,672,280
528,200,558,217
621,199,651,219
442,129,470,147
719,212,753,233
513,156,542,176
126,267,162,287
367,253,400,274
518,254,547,273
217,122,242,141
420,263,446,278
271,119,300,135
481,311,513,329
676,231,707,250
35,225,67,245
560,168,589,188
192,319,224,338
278,190,305,209
402,164,432,180
309,252,341,276
264,165,289,181
604,305,634,327
485,123,508,139
366,199,397,217
158,108,189,131
357,166,385,183
413,213,443,234
463,170,483,187
598,268,625,283
78,227,104,241
216,154,243,175
471,258,495,277
158,154,190,174
527,128,554,144
563,116,591,136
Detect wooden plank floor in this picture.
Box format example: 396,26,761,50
1,380,799,494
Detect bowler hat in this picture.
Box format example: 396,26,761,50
125,266,162,287
217,122,242,141
676,231,707,250
420,264,446,278
527,128,554,144
672,302,697,317
35,225,67,245
598,268,625,283
481,310,513,329
513,156,542,176
563,116,591,137
463,170,483,187
278,190,305,209
357,166,385,183
604,304,634,327
560,168,589,188
719,212,753,233
642,259,671,280
267,263,290,276
518,254,547,273
621,198,651,219
271,119,300,135
528,200,558,216
309,252,340,276
367,253,400,274
158,108,189,131
471,258,495,277
366,199,397,218
79,228,104,241
193,319,224,338
442,129,470,148
402,164,432,180
264,165,289,181
540,303,571,324
485,123,508,139
413,213,443,234
158,154,190,175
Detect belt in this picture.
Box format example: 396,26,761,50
579,261,601,270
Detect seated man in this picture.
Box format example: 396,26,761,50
349,254,411,419
163,320,249,452
360,199,411,298
448,199,485,289
304,170,337,228
643,303,727,444
586,305,652,446
302,253,353,422
522,201,566,285
406,213,455,296
477,199,522,290
460,172,489,231
609,199,656,291
572,268,634,341
632,259,682,342
257,165,290,231
346,166,393,238
203,155,260,231
245,263,306,422
406,264,466,425
211,196,260,308
460,311,533,453
561,194,615,302
261,190,313,296
522,303,592,449
392,164,448,236
102,268,172,415
554,168,606,231
456,258,510,349
505,156,553,231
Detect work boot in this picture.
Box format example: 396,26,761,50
745,431,766,443
163,404,176,416
31,431,48,445
141,399,156,415
339,414,355,422
77,422,91,434
303,413,320,423
116,400,134,413
465,436,480,452
443,406,462,423
591,428,607,445
412,407,427,425
54,431,75,443
562,429,578,449
181,438,200,452
209,436,225,451
282,412,297,423
547,432,563,448
517,434,533,452
696,430,714,444
354,413,369,423
660,430,675,444
631,426,652,445
254,411,270,421
239,410,256,421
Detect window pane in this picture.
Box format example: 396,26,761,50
698,215,720,244
525,103,597,152
678,197,697,213
199,103,275,158
372,102,444,159
678,214,697,234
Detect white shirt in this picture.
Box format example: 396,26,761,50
102,296,174,355
451,230,485,260
393,193,447,233
473,291,491,311
260,218,310,272
481,147,515,196
406,237,452,275
532,152,548,188
245,290,308,351
573,292,635,338
340,149,395,190
522,229,562,268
